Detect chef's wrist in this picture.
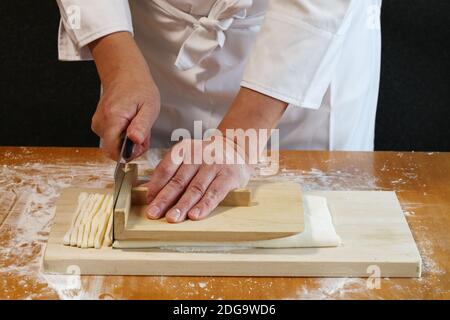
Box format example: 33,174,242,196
217,87,287,164
88,31,152,89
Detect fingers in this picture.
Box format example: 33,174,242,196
91,112,104,137
140,148,188,213
164,166,217,223
92,97,133,160
101,115,129,160
131,134,150,159
186,175,237,221
127,102,158,146
126,102,158,161
137,137,251,224
146,164,200,220
92,88,160,161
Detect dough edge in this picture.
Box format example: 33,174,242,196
113,195,341,249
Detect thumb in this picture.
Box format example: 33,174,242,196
131,134,151,159
127,103,158,145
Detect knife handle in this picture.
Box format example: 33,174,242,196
123,137,134,161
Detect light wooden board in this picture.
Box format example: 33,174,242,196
118,182,304,241
131,186,252,207
114,163,264,242
44,190,421,277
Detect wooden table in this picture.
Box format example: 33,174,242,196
0,147,448,299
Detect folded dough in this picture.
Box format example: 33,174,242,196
113,195,341,249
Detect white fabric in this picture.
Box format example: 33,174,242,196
56,0,133,60
113,195,341,249
153,0,254,70
242,1,352,110
56,0,382,151
242,0,382,150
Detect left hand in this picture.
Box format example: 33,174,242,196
140,137,252,223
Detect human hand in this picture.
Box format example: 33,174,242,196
91,73,160,160
141,137,252,223
89,32,160,160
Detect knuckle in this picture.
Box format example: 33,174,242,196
188,183,206,198
145,187,158,200
131,117,145,129
146,86,161,104
153,87,161,101
91,120,99,135
207,187,221,201
103,108,114,119
168,175,186,191
202,197,215,209
154,195,169,207
157,164,173,178
103,105,120,119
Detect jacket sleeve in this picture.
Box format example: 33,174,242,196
56,0,133,61
241,0,356,109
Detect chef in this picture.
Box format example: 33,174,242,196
56,0,382,222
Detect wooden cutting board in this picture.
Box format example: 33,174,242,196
44,190,422,277
120,181,304,242
54,181,304,242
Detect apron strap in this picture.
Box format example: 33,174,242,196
153,0,256,70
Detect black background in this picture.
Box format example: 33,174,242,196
0,1,449,151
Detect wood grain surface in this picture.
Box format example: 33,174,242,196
44,189,421,277
122,181,304,242
0,147,448,299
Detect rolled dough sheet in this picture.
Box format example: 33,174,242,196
113,195,341,249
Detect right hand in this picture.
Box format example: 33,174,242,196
89,32,161,160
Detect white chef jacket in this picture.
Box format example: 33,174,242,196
56,0,382,151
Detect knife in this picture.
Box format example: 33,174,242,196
114,136,134,176
113,136,134,211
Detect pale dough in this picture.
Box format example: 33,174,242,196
63,192,113,249
113,195,341,249
64,193,341,249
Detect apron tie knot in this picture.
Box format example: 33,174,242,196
171,0,253,70
196,16,225,32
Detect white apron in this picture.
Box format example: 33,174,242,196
57,0,382,151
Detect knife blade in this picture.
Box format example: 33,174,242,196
114,137,133,178
112,136,134,243
113,136,134,210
